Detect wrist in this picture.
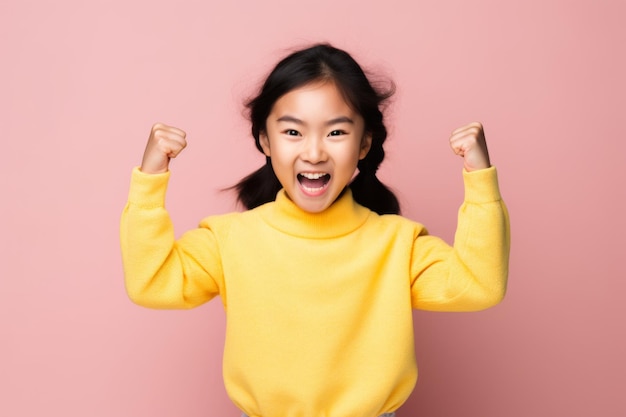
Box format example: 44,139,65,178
139,166,169,175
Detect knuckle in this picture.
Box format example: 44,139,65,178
467,126,481,137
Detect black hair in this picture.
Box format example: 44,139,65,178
233,43,400,215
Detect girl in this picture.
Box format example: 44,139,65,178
121,44,510,417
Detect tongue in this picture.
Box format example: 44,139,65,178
300,176,326,188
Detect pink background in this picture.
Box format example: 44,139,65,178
2,0,624,416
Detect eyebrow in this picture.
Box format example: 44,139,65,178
276,115,354,126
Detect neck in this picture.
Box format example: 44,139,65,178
256,188,372,239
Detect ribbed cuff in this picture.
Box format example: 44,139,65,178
127,167,171,208
462,166,502,204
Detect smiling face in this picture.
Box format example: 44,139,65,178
259,80,371,213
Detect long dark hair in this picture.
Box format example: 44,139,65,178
234,43,400,215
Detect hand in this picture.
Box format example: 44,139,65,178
140,123,187,174
449,122,491,172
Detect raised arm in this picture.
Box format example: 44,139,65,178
410,123,510,311
120,124,222,309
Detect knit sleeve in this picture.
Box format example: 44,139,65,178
120,167,223,309
409,166,510,311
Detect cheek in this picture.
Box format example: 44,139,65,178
337,148,362,172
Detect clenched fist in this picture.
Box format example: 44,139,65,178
140,123,187,174
449,122,491,172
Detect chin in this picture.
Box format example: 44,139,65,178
297,197,333,213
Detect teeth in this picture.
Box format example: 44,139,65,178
300,173,327,179
302,185,325,192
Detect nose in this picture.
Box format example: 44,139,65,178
300,136,327,163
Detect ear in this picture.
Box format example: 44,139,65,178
359,133,372,160
259,132,271,157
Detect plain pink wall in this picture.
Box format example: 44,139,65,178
2,0,624,416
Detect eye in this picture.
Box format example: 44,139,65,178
328,130,346,137
284,129,300,136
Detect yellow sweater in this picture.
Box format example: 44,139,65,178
120,166,509,417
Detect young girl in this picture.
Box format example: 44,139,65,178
121,44,510,417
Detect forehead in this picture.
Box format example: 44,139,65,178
270,81,360,122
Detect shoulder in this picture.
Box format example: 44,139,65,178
364,212,429,239
198,204,268,231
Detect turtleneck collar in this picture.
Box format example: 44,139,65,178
257,188,372,239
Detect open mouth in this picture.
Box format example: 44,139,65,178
297,172,331,193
